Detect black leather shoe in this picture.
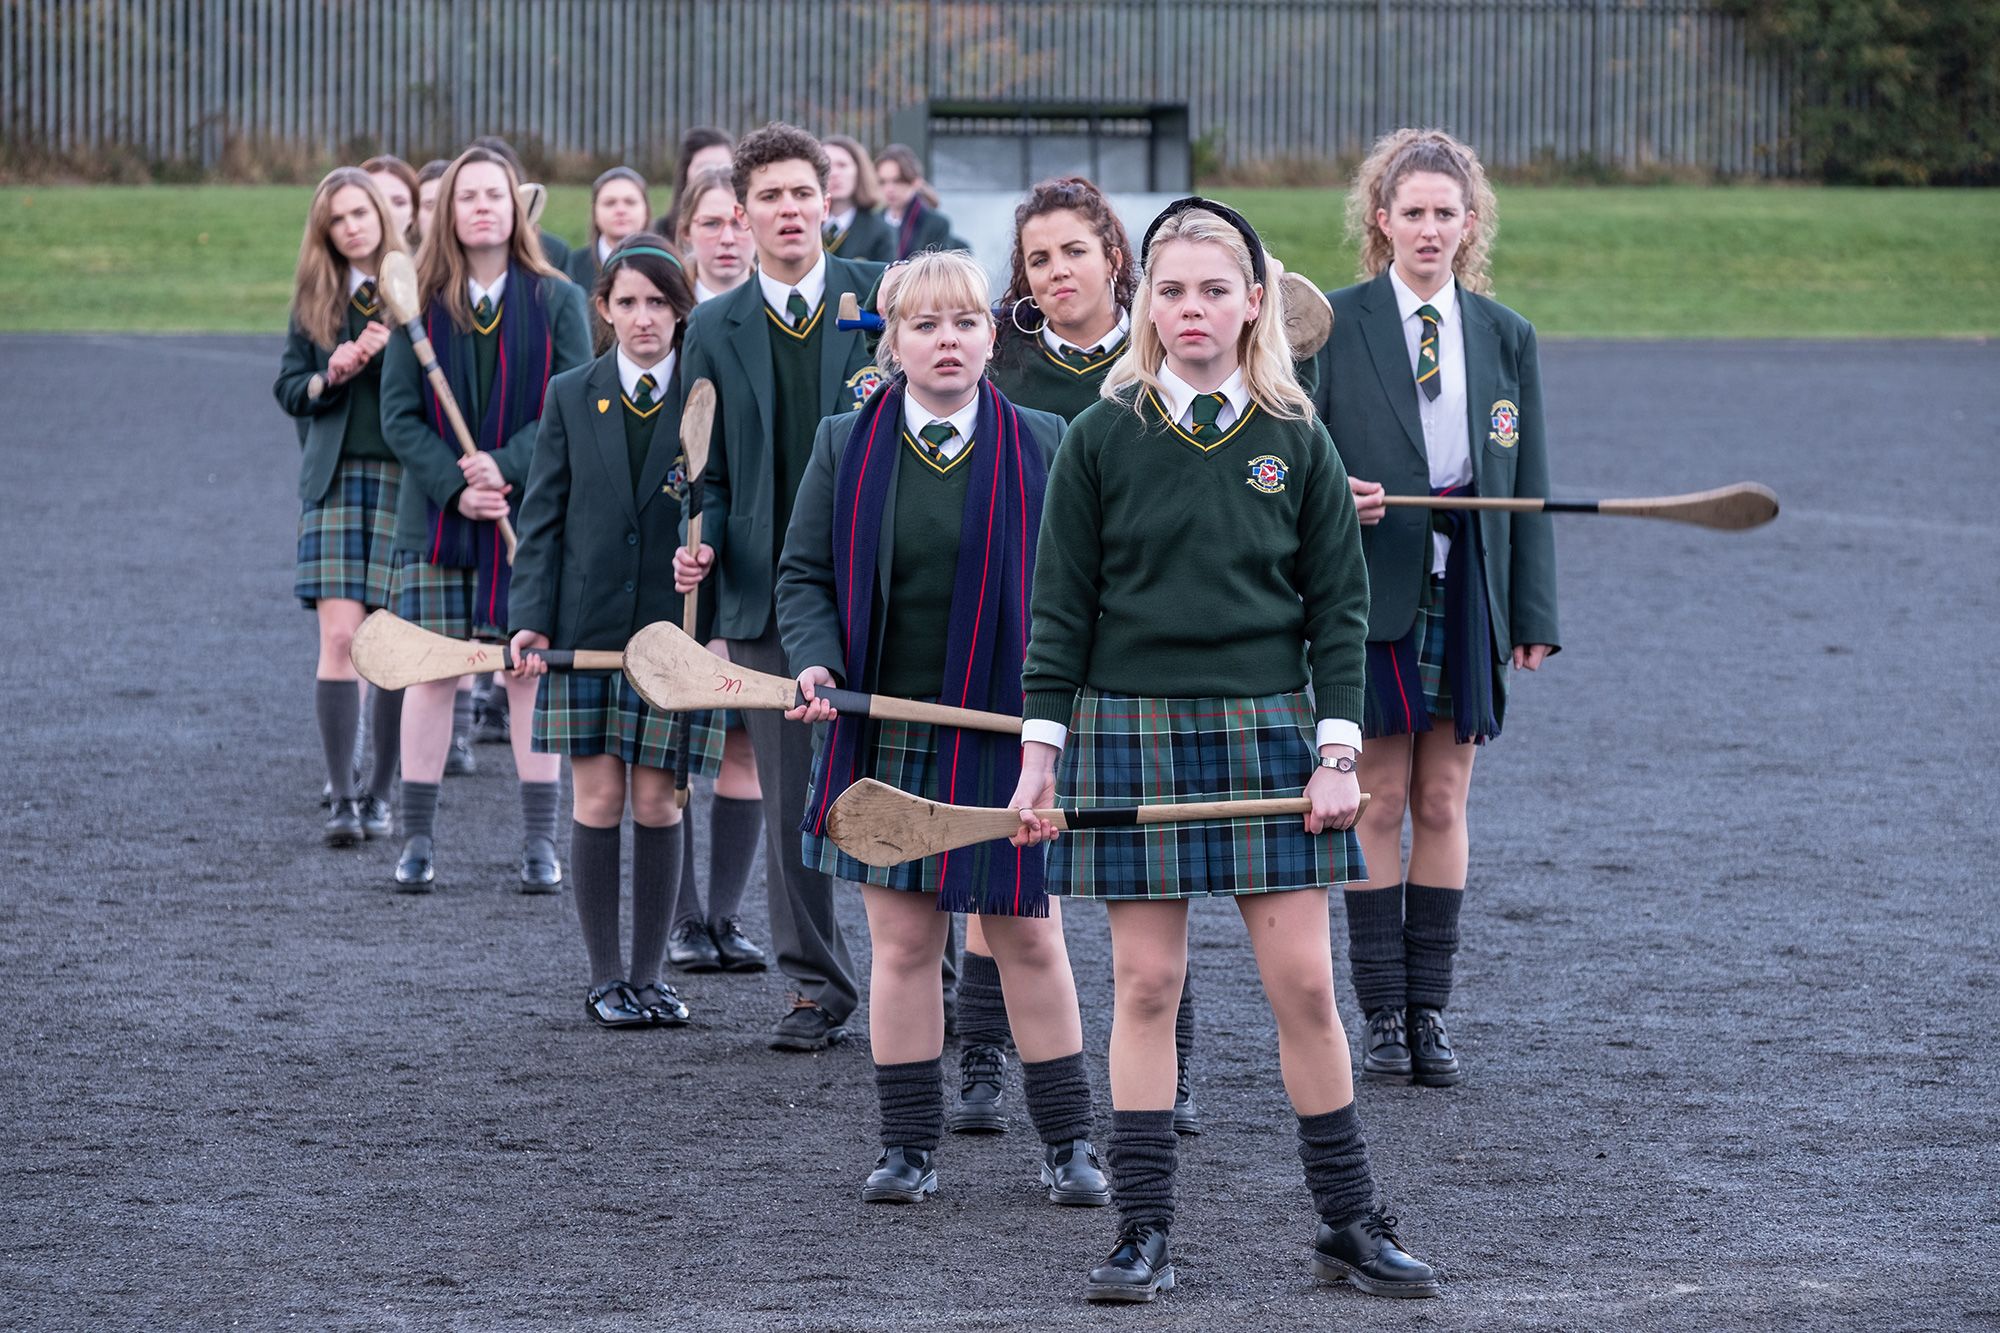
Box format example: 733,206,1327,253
473,690,510,744
631,980,691,1027
1407,1006,1464,1086
586,981,650,1028
323,797,363,847
444,733,476,776
1040,1138,1111,1206
770,995,849,1052
394,835,435,892
1085,1223,1175,1303
710,917,767,972
1172,1061,1201,1136
357,795,393,839
1310,1210,1441,1298
861,1146,936,1203
518,836,562,894
947,1043,1008,1134
666,919,723,972
1363,1007,1414,1080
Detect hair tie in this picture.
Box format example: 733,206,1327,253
1138,196,1268,286
610,245,683,270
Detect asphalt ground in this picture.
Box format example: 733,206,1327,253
1,335,1995,1331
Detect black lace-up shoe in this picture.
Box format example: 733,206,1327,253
1085,1223,1174,1303
667,919,722,972
861,1146,936,1203
1310,1209,1441,1298
1172,1061,1200,1135
947,1043,1008,1133
323,797,363,847
394,835,435,891
357,795,393,839
710,917,767,971
1363,1007,1413,1079
770,994,849,1052
1407,1006,1464,1086
1039,1138,1112,1206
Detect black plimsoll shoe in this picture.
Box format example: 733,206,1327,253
444,733,477,776
947,1043,1008,1134
1363,1007,1414,1080
667,919,723,973
1039,1138,1112,1206
323,797,363,848
1085,1223,1174,1303
1310,1209,1441,1298
586,981,650,1029
1407,1006,1464,1087
394,835,435,892
518,835,562,895
1172,1060,1201,1136
861,1146,936,1203
711,917,767,972
770,995,849,1052
357,795,393,839
631,980,691,1027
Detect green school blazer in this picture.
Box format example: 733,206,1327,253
774,402,1067,686
274,319,357,504
681,254,888,640
509,350,694,650
561,242,601,290
1312,271,1559,657
378,272,592,554
827,207,897,264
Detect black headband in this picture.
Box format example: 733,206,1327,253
1139,196,1267,286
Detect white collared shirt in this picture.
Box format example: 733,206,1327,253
757,252,828,324
1043,308,1130,358
616,346,675,403
694,279,721,305
825,207,856,238
468,270,508,311
597,235,615,265
900,388,978,463
1020,359,1364,757
1389,268,1471,575
347,266,373,296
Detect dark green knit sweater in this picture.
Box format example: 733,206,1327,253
876,434,977,698
989,329,1124,422
1021,385,1369,727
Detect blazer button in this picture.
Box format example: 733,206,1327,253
623,580,636,593
627,532,638,545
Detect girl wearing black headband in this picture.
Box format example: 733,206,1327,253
1011,198,1439,1303
508,234,723,1028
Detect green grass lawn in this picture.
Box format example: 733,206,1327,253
1,184,1991,336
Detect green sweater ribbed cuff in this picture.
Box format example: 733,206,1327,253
1023,689,1078,729
1316,684,1365,728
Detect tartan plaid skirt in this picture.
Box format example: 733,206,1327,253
295,458,401,609
1047,689,1365,901
392,551,505,641
531,670,724,776
801,715,947,896
1363,574,1453,739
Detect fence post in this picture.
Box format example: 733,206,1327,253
451,0,469,148
1590,0,1606,163
1374,0,1389,136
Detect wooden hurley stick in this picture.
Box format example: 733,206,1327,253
622,622,1024,735
350,611,621,690
1278,270,1333,360
671,378,717,809
377,250,518,562
1383,482,1778,532
827,778,1371,868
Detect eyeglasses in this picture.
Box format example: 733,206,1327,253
691,216,750,238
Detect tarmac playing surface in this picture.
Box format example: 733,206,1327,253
2,334,1996,1330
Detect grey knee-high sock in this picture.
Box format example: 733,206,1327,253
1174,966,1196,1078
451,687,474,745
520,781,559,847
630,821,681,989
1021,1052,1094,1145
1107,1109,1178,1229
1344,884,1408,1015
1403,883,1464,1010
400,780,439,842
671,813,702,927
875,1059,945,1151
705,794,762,923
316,680,361,799
570,821,624,987
1297,1103,1377,1227
956,949,1012,1050
366,686,402,801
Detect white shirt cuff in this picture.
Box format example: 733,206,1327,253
1315,719,1364,753
1021,720,1069,751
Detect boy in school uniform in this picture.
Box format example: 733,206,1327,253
675,122,888,1051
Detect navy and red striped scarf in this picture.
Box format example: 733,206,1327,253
421,264,553,630
1364,481,1502,745
801,377,1049,916
895,196,933,260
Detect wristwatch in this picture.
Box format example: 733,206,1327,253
1318,754,1357,774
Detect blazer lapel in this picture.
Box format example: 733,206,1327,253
820,259,867,417
725,282,775,442
635,365,689,513
583,354,640,525
1358,272,1428,465
1459,293,1501,493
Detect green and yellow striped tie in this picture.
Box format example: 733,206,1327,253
634,373,656,411
353,280,378,317
1415,304,1441,402
917,421,956,465
1189,391,1227,436
786,289,811,329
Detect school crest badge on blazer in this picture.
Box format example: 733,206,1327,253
846,366,885,410
1488,399,1520,448
1245,454,1289,494
597,398,611,414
